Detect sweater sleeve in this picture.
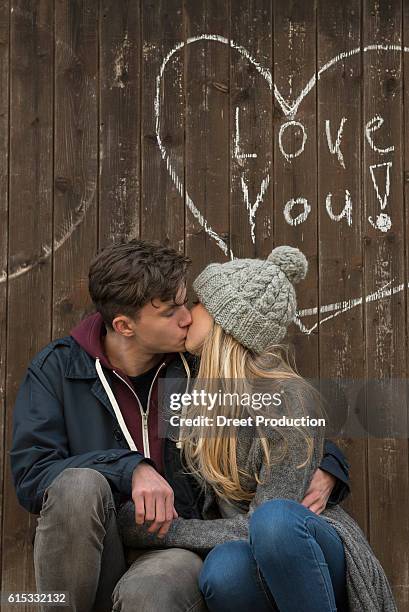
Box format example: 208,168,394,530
118,403,325,554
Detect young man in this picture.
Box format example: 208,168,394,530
10,239,350,612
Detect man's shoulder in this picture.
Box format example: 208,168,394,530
30,336,75,370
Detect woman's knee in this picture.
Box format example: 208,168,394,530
199,541,252,600
250,498,302,530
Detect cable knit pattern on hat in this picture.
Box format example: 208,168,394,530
192,246,308,353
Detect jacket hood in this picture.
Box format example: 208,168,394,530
70,312,113,370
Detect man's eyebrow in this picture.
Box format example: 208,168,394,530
162,303,176,313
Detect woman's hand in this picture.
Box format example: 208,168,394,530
300,468,337,514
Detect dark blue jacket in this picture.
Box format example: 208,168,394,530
10,335,350,516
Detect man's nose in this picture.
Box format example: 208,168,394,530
180,306,192,327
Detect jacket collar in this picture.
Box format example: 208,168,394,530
65,336,184,380
65,339,99,379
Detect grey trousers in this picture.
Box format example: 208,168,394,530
33,468,206,612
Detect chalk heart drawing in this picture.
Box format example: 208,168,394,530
156,35,409,334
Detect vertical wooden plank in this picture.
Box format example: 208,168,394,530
272,1,318,379
141,0,184,249
99,0,141,247
3,0,54,602
0,0,9,587
317,1,368,531
363,0,408,607
404,0,409,601
53,0,98,336
230,0,273,259
184,0,230,285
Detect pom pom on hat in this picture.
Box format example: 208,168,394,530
267,245,308,284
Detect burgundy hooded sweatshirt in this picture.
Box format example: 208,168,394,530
71,312,169,475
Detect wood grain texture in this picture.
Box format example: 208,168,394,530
184,0,230,286
53,0,98,336
272,1,319,380
230,0,272,259
3,1,54,606
0,0,9,590
99,0,141,247
141,0,184,248
404,1,409,605
317,0,368,538
362,1,408,607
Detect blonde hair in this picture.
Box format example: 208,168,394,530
180,322,324,503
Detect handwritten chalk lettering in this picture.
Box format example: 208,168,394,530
325,190,353,226
240,174,270,243
153,36,404,263
278,121,307,162
368,161,392,232
284,197,311,226
235,107,257,160
278,114,391,167
151,37,409,336
369,161,392,209
325,117,347,169
365,115,395,154
368,212,392,233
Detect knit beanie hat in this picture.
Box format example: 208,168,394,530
192,245,308,353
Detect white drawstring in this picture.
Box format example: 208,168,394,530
95,358,138,451
179,352,191,394
95,354,191,452
176,352,191,448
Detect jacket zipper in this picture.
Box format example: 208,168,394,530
161,353,192,470
113,362,165,458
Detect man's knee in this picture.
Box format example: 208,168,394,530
41,468,113,518
113,548,206,612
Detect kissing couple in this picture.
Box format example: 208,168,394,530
12,240,397,611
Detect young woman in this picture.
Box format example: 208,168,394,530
119,246,397,612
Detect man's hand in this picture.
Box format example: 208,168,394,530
301,468,337,515
131,462,178,538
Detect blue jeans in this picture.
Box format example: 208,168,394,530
199,499,348,612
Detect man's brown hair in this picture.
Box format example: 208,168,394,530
88,239,191,328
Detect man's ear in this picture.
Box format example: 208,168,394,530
111,315,136,337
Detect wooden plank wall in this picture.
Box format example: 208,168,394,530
1,0,408,609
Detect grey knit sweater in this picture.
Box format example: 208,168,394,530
118,401,397,612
